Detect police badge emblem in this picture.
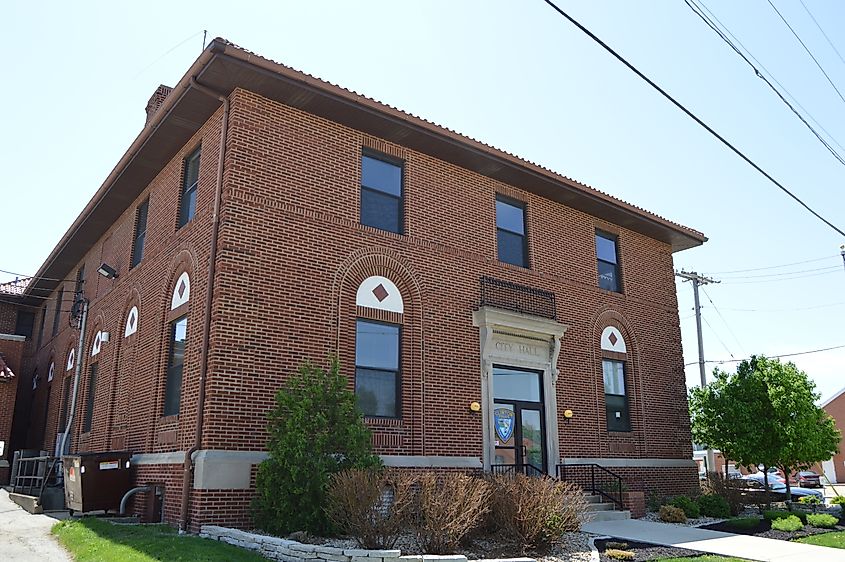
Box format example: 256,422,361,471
494,407,515,443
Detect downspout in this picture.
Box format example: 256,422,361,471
179,77,229,533
58,300,88,457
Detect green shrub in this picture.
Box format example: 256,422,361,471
799,495,822,506
807,513,838,529
659,505,687,523
771,514,803,532
696,494,730,518
253,358,381,535
830,495,845,506
703,471,746,516
670,495,701,519
727,517,761,530
605,549,635,560
764,510,808,524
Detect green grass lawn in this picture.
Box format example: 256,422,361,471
796,530,845,549
52,518,267,561
657,554,748,562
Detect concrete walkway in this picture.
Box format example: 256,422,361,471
583,518,845,561
0,489,70,561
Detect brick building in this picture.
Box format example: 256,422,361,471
820,388,845,483
10,39,705,530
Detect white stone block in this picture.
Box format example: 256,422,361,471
422,556,467,562
351,557,380,562
290,543,318,553
363,551,401,558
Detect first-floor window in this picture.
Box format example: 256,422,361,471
82,364,98,433
164,315,188,416
355,319,400,418
602,359,630,432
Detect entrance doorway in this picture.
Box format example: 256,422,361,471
492,366,546,474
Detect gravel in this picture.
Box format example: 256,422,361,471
639,512,727,527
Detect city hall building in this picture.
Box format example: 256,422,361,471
9,39,705,530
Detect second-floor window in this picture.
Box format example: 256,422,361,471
596,231,621,292
131,199,149,268
360,153,403,234
496,195,527,268
178,148,201,228
51,287,63,337
355,319,400,418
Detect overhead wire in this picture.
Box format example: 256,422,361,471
766,0,845,106
684,343,845,366
701,287,746,355
798,0,845,70
540,0,845,238
714,265,841,280
700,313,736,359
685,0,845,164
703,254,838,274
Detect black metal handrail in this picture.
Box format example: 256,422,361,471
491,463,548,478
557,463,623,510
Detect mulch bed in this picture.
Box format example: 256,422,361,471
594,538,706,562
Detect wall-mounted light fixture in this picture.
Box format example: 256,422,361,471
563,409,574,421
469,401,482,413
97,263,118,279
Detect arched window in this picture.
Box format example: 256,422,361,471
354,275,403,418
164,272,190,416
600,326,630,432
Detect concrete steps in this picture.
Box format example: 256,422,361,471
583,493,631,521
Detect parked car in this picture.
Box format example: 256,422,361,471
740,474,823,499
797,471,822,488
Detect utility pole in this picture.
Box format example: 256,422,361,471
676,269,719,473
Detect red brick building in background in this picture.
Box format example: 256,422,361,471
8,39,706,530
820,388,845,483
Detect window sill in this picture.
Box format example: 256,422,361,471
159,414,179,423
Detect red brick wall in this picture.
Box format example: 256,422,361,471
0,333,24,483
823,394,845,482
19,84,696,526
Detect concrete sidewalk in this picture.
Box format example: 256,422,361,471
0,489,70,562
583,518,845,561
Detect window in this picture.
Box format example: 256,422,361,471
596,231,621,292
178,148,201,228
496,195,527,267
82,364,97,433
51,287,64,337
14,310,35,339
36,306,46,349
360,153,403,234
602,359,630,432
58,375,72,432
164,315,188,416
355,319,400,417
131,198,149,268
75,265,85,298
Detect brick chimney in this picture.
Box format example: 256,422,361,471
145,84,174,125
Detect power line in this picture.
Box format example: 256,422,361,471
684,343,845,366
701,287,746,355
703,254,837,274
719,268,842,284
716,301,845,313
766,0,845,106
685,0,845,165
701,313,735,359
541,0,845,238
799,0,845,70
715,265,841,280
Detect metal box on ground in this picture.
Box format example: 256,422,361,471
62,451,133,514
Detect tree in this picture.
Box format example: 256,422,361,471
253,358,382,535
752,356,840,500
690,356,840,502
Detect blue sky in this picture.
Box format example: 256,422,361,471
3,1,845,400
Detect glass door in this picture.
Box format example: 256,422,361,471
492,365,546,475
